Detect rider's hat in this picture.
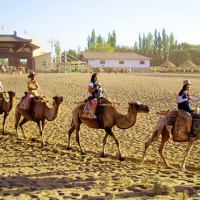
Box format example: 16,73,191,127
28,72,37,78
183,80,192,86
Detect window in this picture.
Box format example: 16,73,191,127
140,61,145,64
100,60,105,64
119,60,124,64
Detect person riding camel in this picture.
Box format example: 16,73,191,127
18,72,40,111
177,80,200,137
88,73,103,119
27,72,40,97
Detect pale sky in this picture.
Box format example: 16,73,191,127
1,0,200,53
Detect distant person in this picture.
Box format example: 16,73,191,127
1,65,6,74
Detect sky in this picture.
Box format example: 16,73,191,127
1,0,200,53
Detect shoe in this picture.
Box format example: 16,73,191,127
92,114,97,119
187,131,196,137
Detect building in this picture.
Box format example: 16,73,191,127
80,52,152,71
0,31,39,69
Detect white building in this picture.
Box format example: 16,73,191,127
80,52,152,70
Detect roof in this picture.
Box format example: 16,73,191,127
160,60,176,67
0,31,32,43
0,31,39,50
179,59,197,67
80,52,152,60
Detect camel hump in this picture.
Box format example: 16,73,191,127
98,97,112,104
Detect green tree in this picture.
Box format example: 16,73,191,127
87,29,96,48
96,34,104,44
114,45,134,52
107,30,116,47
147,32,153,57
162,28,169,61
87,43,114,52
54,40,61,62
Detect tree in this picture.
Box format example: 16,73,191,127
54,40,61,62
87,43,114,52
107,30,116,47
87,29,96,48
162,28,169,61
146,32,153,57
96,34,104,44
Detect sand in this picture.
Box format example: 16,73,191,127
0,72,200,200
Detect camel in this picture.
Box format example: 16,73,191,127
15,96,63,146
92,67,104,73
119,68,128,74
140,114,200,171
0,91,16,135
107,67,117,74
67,98,149,160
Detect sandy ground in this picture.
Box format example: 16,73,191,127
0,72,200,200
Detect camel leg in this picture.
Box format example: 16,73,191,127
158,127,171,168
75,126,86,155
2,112,8,135
141,126,170,168
104,127,124,161
19,118,28,140
101,132,109,158
36,120,45,146
15,110,22,139
67,123,75,150
180,140,194,171
140,130,158,165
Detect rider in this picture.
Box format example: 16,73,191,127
177,80,200,137
88,73,103,118
27,72,40,97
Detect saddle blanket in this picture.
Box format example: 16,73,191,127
81,102,93,119
18,96,31,110
165,109,200,142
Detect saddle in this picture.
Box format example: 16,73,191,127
165,109,200,142
18,93,43,111
81,97,112,120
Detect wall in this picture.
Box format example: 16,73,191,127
87,59,150,68
33,53,51,72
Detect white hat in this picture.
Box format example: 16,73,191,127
183,80,192,86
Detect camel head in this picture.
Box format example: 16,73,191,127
52,96,63,105
7,90,16,99
8,90,15,98
128,101,150,113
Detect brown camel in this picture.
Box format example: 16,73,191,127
92,67,104,73
0,91,16,135
107,67,117,74
119,68,128,74
67,98,149,160
15,96,63,146
140,115,200,171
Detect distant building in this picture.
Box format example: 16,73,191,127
0,31,39,69
80,52,152,70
